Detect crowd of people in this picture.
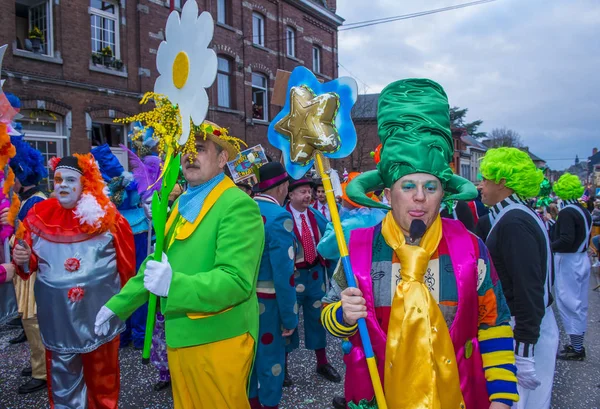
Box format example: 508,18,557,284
0,79,595,409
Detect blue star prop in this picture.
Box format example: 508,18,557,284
268,66,358,179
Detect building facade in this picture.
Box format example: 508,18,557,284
1,0,343,188
341,92,378,173
461,132,487,184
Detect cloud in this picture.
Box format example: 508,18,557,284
337,0,600,170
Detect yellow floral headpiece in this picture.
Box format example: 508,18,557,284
115,92,246,160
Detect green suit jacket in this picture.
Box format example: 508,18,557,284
106,178,264,349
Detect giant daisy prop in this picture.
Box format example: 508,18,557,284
154,0,217,146
114,4,226,365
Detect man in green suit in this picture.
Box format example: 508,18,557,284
94,122,264,409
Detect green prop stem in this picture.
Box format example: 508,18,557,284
142,154,181,364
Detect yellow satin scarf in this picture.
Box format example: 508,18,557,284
381,212,465,409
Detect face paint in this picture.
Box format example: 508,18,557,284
387,173,444,236
54,168,83,209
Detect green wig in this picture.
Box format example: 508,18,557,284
480,147,544,199
553,173,584,200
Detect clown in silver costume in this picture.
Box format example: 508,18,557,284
13,154,136,409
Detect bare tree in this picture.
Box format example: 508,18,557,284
486,127,524,148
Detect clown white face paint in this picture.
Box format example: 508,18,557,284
54,169,83,209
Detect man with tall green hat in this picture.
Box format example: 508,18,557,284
551,173,592,361
478,147,557,409
321,79,517,409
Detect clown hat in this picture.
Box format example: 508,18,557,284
346,79,477,209
288,178,315,192
50,154,116,234
253,162,289,193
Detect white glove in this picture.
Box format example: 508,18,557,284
144,252,172,297
515,355,541,390
94,306,115,336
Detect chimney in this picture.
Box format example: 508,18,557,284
594,148,598,156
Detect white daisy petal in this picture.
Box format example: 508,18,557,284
165,10,181,42
153,74,173,100
181,0,199,28
197,49,218,88
196,12,215,49
154,2,217,147
190,91,209,127
156,41,176,76
179,106,192,145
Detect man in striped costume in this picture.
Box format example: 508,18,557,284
552,173,592,360
479,147,558,409
322,79,518,409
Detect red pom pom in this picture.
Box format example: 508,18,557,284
64,258,81,272
48,157,61,171
67,286,85,302
213,129,221,136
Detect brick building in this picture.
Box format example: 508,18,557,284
339,92,378,173
1,0,343,188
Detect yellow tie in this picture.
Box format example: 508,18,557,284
381,213,464,409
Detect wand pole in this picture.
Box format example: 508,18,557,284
314,152,387,409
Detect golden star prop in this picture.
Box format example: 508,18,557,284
274,85,340,165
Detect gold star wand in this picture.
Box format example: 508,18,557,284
272,71,388,409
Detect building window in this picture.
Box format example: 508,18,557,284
312,46,321,73
252,12,265,47
18,110,66,191
15,0,54,56
286,27,296,57
217,0,230,25
217,56,232,108
460,164,471,181
252,73,268,121
90,0,120,59
91,122,125,147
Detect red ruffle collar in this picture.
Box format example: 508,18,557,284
24,198,105,243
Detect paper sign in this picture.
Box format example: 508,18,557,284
227,145,268,183
272,70,292,107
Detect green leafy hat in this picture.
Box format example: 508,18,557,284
347,78,477,209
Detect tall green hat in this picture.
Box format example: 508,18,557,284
347,78,477,209
553,172,584,200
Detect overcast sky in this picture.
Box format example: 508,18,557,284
336,0,600,170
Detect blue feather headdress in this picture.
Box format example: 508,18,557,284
9,135,48,187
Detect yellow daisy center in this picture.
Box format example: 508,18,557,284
172,51,190,89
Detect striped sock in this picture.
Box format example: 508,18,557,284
569,334,585,352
